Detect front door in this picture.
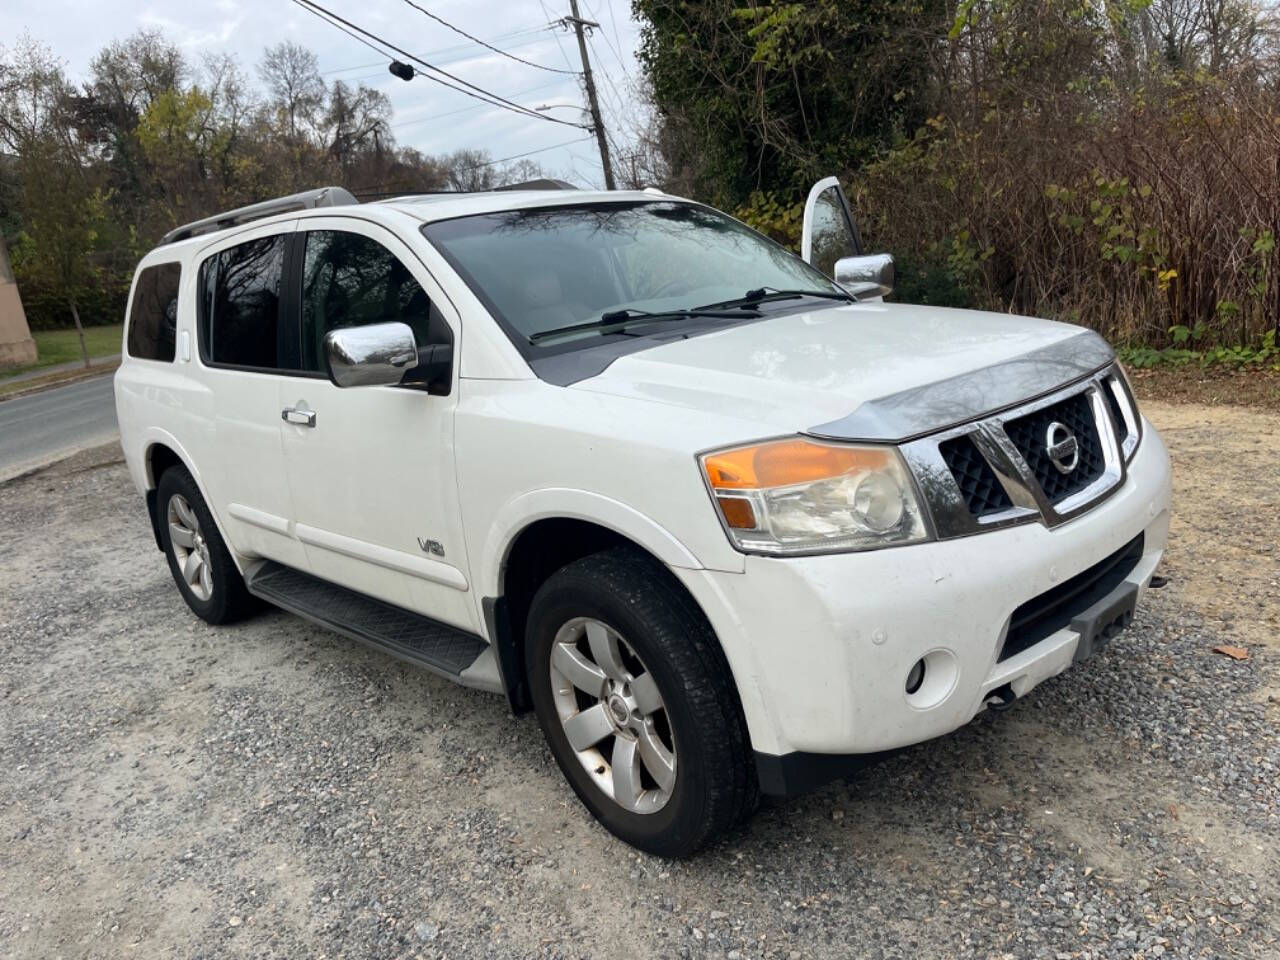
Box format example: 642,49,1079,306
801,177,894,301
196,220,309,570
277,217,475,631
801,176,863,278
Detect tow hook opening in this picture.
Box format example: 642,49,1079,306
984,683,1018,713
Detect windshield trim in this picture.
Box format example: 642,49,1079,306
418,199,843,365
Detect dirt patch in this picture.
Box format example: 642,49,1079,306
1131,365,1280,412
1142,401,1280,656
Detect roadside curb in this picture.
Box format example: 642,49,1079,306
0,437,123,487
0,362,119,402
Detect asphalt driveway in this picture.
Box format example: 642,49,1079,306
0,400,1276,959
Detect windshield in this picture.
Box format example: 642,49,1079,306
421,201,843,352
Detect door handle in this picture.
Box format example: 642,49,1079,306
281,406,317,427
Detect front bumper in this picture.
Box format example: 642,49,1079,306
674,419,1172,790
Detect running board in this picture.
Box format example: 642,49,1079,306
245,561,502,693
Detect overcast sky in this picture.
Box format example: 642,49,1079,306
3,0,644,188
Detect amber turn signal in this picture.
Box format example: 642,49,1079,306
703,438,892,490
716,496,757,530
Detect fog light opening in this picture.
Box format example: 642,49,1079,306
905,658,926,695
903,648,959,711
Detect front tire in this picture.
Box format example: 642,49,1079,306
526,547,756,857
157,466,257,625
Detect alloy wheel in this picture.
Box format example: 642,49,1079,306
549,617,677,814
167,493,213,602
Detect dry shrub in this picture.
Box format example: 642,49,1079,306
857,68,1280,348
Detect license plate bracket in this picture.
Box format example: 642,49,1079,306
1070,581,1139,663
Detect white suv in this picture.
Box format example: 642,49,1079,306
116,178,1172,856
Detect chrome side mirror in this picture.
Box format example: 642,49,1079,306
834,253,895,300
325,321,419,388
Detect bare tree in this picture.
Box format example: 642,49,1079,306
258,42,325,141
89,30,186,118
0,34,74,153
442,149,499,192
324,80,391,176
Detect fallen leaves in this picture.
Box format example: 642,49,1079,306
1212,645,1250,661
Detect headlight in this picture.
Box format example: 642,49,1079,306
700,437,931,555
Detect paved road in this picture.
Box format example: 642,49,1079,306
0,373,118,480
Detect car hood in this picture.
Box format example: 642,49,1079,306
569,301,1113,441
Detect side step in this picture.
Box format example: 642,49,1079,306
246,561,501,693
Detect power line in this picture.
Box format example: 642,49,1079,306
586,34,627,114
472,135,595,167
390,78,564,129
323,60,386,76
538,0,578,72
585,0,629,78
293,0,584,126
320,25,553,75
396,0,578,75
288,0,590,130
320,32,559,79
291,0,396,60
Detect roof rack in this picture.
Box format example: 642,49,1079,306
159,186,359,245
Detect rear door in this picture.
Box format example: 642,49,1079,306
194,221,308,569
276,217,474,631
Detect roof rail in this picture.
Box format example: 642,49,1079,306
159,186,359,245
493,178,578,191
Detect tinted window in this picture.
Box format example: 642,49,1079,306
201,235,286,369
127,263,180,362
300,230,442,371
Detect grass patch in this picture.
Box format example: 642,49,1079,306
1,324,123,378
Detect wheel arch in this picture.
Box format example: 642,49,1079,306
480,492,707,714
138,432,238,571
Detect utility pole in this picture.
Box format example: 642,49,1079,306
564,0,616,190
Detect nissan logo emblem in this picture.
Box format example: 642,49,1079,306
1045,422,1080,474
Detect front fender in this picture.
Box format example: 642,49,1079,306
476,487,722,600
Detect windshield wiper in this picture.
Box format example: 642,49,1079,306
529,307,758,344
694,287,855,311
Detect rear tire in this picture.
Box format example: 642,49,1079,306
157,466,257,625
526,547,757,857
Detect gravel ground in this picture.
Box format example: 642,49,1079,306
1,400,1277,960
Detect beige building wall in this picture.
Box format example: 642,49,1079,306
0,235,37,369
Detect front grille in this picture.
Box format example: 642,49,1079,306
1003,391,1105,503
939,435,1013,518
1103,378,1129,444
998,532,1144,661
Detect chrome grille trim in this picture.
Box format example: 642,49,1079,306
900,364,1139,539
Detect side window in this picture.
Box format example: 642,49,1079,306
299,230,448,372
126,262,181,362
199,234,287,369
